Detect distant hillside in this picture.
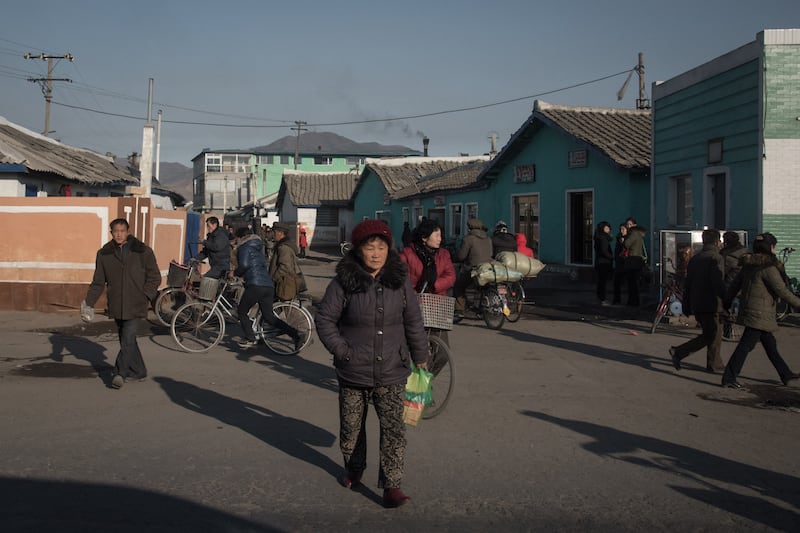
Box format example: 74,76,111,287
250,131,420,156
114,158,193,201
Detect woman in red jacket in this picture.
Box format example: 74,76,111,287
399,219,456,296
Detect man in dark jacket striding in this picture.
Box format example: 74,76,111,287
669,229,726,373
82,218,161,389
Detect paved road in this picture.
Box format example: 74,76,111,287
1,253,799,531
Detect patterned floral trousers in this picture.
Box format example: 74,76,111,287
339,382,406,489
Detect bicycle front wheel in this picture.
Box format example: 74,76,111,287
651,293,670,334
776,298,790,322
171,302,224,352
422,334,454,419
256,301,314,356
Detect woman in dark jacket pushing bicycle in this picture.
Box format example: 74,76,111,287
316,220,429,508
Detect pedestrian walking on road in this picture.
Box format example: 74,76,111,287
668,229,726,373
623,217,647,306
82,218,161,389
315,219,429,508
721,232,800,388
612,223,627,305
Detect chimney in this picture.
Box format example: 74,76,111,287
489,132,498,156
422,136,429,157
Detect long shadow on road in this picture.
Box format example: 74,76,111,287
0,476,281,532
522,410,800,531
154,377,340,480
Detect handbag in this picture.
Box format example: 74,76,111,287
296,270,308,293
403,363,433,427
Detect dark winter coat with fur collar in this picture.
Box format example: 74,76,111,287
727,252,800,332
315,250,429,388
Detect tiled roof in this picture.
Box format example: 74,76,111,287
393,160,491,199
279,170,359,207
483,101,650,179
533,101,651,168
0,116,138,186
363,156,491,198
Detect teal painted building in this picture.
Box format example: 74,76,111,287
352,101,651,269
652,29,800,277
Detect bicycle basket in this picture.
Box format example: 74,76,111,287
167,261,189,287
198,277,219,301
417,293,454,330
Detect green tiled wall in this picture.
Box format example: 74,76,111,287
764,45,800,140
762,214,800,279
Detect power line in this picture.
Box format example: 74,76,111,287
49,69,632,129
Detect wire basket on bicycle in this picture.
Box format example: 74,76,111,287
417,292,455,330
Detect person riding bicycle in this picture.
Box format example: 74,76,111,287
233,227,302,350
491,220,517,258
400,218,456,346
453,218,493,319
193,216,231,280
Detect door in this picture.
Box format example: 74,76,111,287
513,195,539,256
567,191,593,265
707,172,727,229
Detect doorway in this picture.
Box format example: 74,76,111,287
513,195,539,256
567,191,593,265
706,172,727,230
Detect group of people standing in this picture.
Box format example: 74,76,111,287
593,217,648,307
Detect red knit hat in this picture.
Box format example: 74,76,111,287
351,219,393,249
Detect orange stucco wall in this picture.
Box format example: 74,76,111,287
0,197,188,311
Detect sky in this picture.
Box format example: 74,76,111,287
2,0,799,166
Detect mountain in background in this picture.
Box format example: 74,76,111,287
115,158,193,201
250,131,421,156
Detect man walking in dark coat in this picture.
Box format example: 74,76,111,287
669,229,726,373
82,218,161,389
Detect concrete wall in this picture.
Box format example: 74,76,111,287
0,197,188,312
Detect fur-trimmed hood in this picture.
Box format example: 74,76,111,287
336,249,408,293
741,252,779,270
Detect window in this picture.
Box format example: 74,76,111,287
402,207,410,225
295,155,303,165
206,154,221,172
707,139,723,164
669,175,693,227
466,202,478,221
375,210,391,224
316,206,339,226
450,204,463,237
258,155,273,164
346,157,365,166
413,206,424,225
314,156,333,166
280,155,290,165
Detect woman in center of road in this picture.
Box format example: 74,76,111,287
315,219,429,509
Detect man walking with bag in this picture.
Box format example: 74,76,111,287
82,218,161,389
669,229,726,373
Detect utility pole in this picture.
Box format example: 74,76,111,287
139,78,155,198
24,52,74,136
291,120,307,170
636,52,650,110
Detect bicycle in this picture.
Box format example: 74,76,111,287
651,270,685,334
340,241,353,256
415,291,455,419
776,246,798,322
154,259,201,326
170,278,313,355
